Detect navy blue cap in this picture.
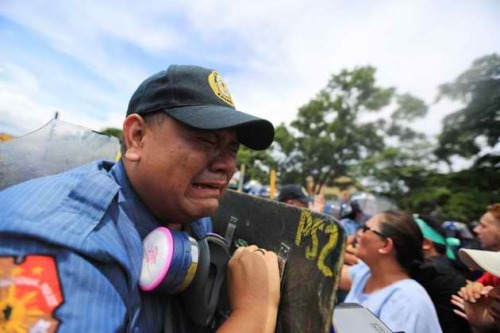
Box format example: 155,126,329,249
127,65,274,150
278,184,311,205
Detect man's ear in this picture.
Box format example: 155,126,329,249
422,238,433,251
122,114,147,162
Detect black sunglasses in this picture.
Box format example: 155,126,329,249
361,224,387,239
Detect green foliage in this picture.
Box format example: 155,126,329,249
392,153,500,222
357,144,433,200
101,127,123,140
401,171,499,222
442,191,493,222
407,186,452,213
387,94,428,142
436,54,500,163
236,145,276,184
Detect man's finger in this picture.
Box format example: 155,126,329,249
451,297,465,310
453,309,468,320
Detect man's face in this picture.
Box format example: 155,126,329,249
474,212,500,251
125,115,239,224
284,198,308,209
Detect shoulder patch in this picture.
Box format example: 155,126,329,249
0,255,63,332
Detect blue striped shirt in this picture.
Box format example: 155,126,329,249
0,160,167,332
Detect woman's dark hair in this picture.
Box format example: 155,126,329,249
379,210,424,272
379,210,436,286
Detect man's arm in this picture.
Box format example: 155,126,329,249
217,245,280,333
338,265,353,292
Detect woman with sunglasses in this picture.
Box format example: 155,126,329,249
338,210,443,333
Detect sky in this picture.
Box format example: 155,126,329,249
1,0,499,139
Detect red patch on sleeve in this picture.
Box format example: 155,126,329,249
0,255,63,332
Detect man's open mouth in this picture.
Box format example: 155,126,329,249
192,183,220,190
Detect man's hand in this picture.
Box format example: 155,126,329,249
459,281,487,303
309,194,325,214
343,243,359,266
488,285,500,328
218,245,280,333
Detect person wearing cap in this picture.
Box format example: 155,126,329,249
277,183,326,214
339,201,365,238
414,216,471,333
277,184,311,208
0,65,280,332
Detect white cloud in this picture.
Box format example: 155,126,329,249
0,62,41,96
0,89,54,135
0,0,178,90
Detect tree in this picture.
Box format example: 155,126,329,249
355,93,433,203
274,66,429,194
412,54,500,221
235,146,276,184
357,143,434,201
435,54,500,165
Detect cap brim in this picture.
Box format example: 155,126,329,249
278,195,312,204
164,105,274,150
298,197,312,205
459,249,500,277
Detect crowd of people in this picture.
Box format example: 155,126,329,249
336,201,500,333
274,183,500,333
0,62,498,333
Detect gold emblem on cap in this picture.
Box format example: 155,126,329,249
208,71,234,107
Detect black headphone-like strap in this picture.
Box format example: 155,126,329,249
181,233,230,327
205,235,230,312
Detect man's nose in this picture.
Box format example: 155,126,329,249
211,149,237,174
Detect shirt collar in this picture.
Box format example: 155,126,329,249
109,160,160,239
